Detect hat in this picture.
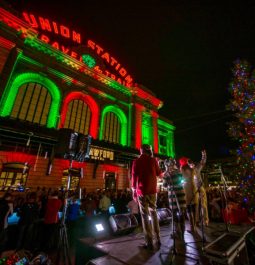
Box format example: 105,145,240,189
179,157,189,167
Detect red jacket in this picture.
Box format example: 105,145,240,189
44,197,62,224
132,154,161,196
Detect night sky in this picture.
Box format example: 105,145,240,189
5,1,255,161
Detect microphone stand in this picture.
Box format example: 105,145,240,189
219,166,230,233
56,158,72,265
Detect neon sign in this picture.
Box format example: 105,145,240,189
22,12,133,87
89,147,114,161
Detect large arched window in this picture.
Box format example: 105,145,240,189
63,99,91,135
102,112,121,144
60,92,99,138
0,72,61,128
100,105,127,146
10,83,51,126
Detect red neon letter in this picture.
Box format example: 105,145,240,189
104,70,110,77
125,75,133,84
40,34,50,43
52,21,59,34
71,51,78,59
115,63,121,70
73,31,81,44
119,68,127,77
61,46,69,54
95,44,103,55
52,41,60,50
60,25,70,38
38,17,52,32
22,12,38,28
110,57,117,67
94,66,102,74
111,74,116,80
116,78,122,84
101,52,110,63
87,40,95,50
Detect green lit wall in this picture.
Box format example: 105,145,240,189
0,72,61,128
142,112,153,145
157,119,175,157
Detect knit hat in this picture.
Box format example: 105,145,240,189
179,157,189,167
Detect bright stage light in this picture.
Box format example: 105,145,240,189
95,223,104,232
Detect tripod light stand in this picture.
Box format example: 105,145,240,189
56,132,92,265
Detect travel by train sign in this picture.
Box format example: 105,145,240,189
22,12,133,87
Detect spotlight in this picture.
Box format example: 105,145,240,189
95,223,104,232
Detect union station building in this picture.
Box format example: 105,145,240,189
0,4,175,192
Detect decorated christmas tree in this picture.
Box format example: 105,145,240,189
227,59,255,213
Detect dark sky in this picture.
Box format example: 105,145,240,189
5,1,255,161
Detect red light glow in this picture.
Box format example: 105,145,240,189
60,92,99,138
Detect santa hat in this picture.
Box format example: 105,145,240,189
179,157,189,167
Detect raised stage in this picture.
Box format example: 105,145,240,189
75,222,255,265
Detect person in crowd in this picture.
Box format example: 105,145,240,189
16,192,39,250
187,150,209,227
179,156,197,233
131,144,162,250
99,191,111,215
41,190,62,251
163,158,186,240
66,196,80,246
0,193,13,256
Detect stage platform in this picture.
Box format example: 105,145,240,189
75,222,254,265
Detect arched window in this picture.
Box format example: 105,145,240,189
102,112,121,144
63,99,92,135
100,105,127,146
10,83,51,126
0,72,61,128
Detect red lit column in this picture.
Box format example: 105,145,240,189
134,103,144,149
151,111,159,154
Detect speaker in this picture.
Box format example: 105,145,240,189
109,213,138,235
75,134,92,162
55,128,78,159
156,208,172,224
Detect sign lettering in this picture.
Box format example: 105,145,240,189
22,12,133,86
89,147,114,161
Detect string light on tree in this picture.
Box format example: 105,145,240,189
227,59,255,213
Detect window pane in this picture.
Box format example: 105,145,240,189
10,83,52,126
103,112,120,144
64,100,91,135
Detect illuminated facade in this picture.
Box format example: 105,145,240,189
0,5,175,191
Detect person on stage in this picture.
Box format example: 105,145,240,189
131,144,162,250
163,158,186,240
188,150,209,226
179,156,198,233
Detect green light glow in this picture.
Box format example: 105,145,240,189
0,72,61,128
142,112,153,145
100,105,128,146
82,54,96,68
128,103,132,147
24,37,131,96
157,119,175,157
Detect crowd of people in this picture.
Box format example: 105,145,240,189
1,145,255,256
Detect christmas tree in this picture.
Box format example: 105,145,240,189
227,59,255,213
